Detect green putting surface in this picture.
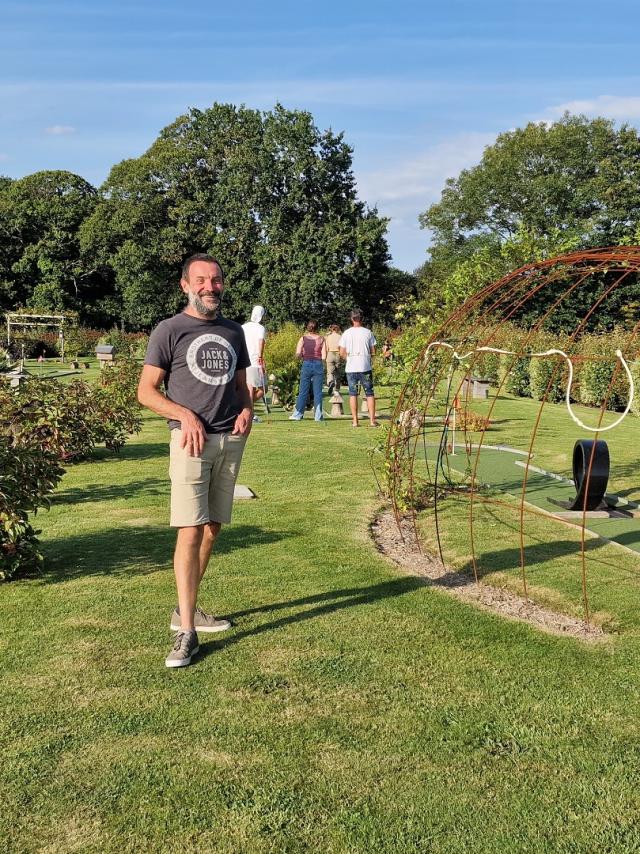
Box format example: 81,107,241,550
422,444,640,554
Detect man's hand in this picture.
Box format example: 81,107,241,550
179,410,207,457
232,407,253,437
138,365,207,457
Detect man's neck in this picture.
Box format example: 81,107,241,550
184,306,220,321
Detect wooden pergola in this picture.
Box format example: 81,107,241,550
5,313,67,361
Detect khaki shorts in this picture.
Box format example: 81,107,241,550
169,430,247,527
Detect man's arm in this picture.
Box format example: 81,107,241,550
137,364,207,456
339,346,347,360
232,368,253,436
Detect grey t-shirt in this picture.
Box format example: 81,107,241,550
144,312,251,434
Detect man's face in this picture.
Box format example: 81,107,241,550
181,261,224,317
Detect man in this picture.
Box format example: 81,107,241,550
339,309,378,428
324,323,343,395
138,254,253,668
241,305,267,422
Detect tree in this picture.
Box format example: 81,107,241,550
0,171,109,320
81,103,391,328
419,115,640,330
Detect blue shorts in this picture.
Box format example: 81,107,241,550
346,371,374,396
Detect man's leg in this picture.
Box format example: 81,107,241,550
349,395,359,426
174,525,205,632
366,395,377,425
198,521,221,583
362,372,378,426
326,353,336,393
346,372,359,425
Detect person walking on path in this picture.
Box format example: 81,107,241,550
339,309,379,428
325,323,343,395
289,320,327,422
138,254,253,668
242,305,267,422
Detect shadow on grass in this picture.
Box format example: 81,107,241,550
89,442,168,463
198,576,425,659
471,536,606,580
605,530,640,549
40,524,295,583
52,478,167,505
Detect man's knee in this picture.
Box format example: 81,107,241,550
176,525,207,548
205,521,222,541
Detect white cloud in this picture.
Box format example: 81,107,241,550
356,131,494,213
45,124,76,135
545,95,640,121
355,131,496,270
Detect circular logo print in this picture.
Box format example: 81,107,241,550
186,333,237,386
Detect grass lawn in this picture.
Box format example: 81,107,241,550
3,394,640,852
19,358,133,385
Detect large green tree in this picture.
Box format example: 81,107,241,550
81,103,391,328
0,171,109,319
419,115,640,330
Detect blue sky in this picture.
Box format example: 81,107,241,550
2,0,640,271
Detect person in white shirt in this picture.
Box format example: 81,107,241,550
241,305,267,423
339,309,378,428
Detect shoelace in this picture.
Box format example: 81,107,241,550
172,631,194,652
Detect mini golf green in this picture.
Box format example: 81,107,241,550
422,444,640,553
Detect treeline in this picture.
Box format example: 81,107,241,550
0,103,416,330
413,114,640,333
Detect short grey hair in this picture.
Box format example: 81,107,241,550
181,253,225,282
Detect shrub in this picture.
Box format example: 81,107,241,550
63,327,103,359
497,353,531,397
95,359,143,451
577,331,632,412
264,322,301,374
99,329,149,359
272,363,300,410
471,350,501,383
0,384,66,580
529,355,569,403
0,347,13,373
9,330,60,359
631,361,640,417
453,409,491,432
0,364,142,580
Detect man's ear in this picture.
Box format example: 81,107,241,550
180,278,189,294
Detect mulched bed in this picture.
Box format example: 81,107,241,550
371,507,605,642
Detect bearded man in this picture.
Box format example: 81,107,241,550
138,254,253,668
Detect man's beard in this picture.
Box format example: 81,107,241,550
188,291,221,317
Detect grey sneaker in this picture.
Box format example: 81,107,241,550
170,606,231,634
165,630,199,668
